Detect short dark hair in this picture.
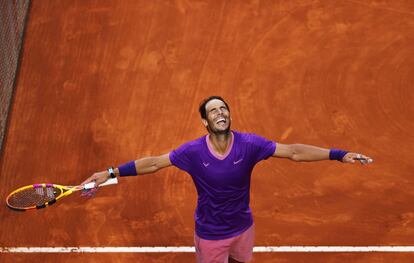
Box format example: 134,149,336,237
199,96,230,119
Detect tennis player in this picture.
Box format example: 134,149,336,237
82,96,372,263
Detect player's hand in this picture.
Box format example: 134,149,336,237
342,153,373,164
81,171,110,187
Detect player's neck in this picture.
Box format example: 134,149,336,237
208,131,232,155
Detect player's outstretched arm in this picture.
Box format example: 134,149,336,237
82,153,172,187
273,143,372,164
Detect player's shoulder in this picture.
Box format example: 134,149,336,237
234,130,261,142
186,135,205,147
234,130,274,146
175,135,205,152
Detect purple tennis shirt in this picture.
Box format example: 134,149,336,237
169,130,276,240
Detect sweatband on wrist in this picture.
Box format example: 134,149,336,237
329,149,348,162
118,161,138,176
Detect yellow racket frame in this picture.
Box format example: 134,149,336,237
6,183,82,211
6,178,118,211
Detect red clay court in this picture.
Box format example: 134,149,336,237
0,1,413,262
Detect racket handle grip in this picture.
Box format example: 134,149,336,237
84,177,119,190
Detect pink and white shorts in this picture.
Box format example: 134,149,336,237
194,225,255,263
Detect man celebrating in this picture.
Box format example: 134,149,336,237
82,95,372,263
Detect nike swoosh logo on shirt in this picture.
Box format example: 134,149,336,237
203,162,210,167
233,159,243,165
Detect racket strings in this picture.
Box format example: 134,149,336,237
7,186,62,208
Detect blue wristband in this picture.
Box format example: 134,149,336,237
329,149,348,162
118,161,138,176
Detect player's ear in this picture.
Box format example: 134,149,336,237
201,118,208,127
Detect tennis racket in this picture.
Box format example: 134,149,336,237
6,177,118,211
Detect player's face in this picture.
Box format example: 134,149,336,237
203,99,231,134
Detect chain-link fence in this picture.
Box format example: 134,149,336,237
0,0,30,153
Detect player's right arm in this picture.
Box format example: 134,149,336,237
82,153,172,186
123,153,172,175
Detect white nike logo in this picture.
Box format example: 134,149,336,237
233,159,243,165
203,162,210,167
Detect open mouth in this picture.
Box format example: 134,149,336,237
215,117,226,125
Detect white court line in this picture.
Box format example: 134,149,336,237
1,246,414,253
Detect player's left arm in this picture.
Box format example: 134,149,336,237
272,143,372,164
